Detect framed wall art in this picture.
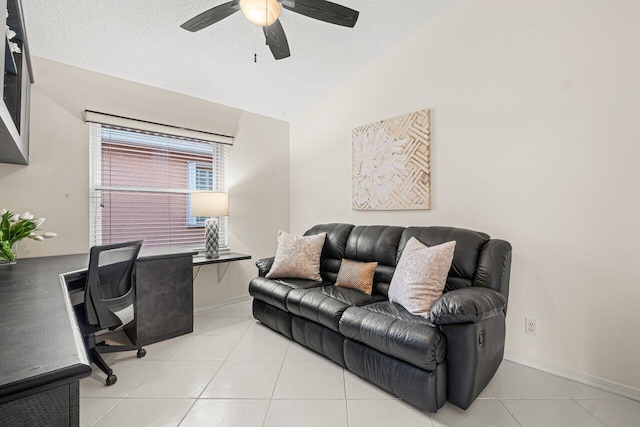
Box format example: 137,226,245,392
352,108,431,211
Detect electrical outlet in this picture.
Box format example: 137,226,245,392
525,318,537,336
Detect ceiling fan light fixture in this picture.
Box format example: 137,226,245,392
240,0,281,27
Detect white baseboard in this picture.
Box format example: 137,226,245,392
194,294,252,314
504,350,640,402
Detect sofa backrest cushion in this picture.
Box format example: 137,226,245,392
398,227,490,292
303,223,511,301
304,223,355,282
344,225,404,296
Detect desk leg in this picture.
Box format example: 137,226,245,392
126,255,194,346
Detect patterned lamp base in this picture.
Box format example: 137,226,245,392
205,216,220,259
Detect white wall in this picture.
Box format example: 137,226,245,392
290,0,640,390
0,57,289,309
195,111,290,309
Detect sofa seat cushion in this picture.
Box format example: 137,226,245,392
249,277,327,312
339,301,446,371
287,286,385,332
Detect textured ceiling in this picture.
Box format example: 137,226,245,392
22,0,453,120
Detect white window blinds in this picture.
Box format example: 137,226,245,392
89,124,229,249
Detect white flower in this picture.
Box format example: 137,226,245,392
1,208,6,215
352,127,408,209
34,218,45,227
10,214,19,222
8,40,20,54
43,232,57,238
31,235,44,241
19,211,31,220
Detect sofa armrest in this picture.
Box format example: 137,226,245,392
256,257,275,277
473,239,512,306
430,287,507,325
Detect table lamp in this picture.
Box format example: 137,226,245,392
191,192,229,258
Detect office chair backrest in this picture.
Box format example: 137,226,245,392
84,240,143,329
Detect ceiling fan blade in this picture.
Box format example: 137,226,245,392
180,0,241,32
263,19,291,60
282,0,359,28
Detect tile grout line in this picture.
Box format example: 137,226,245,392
574,400,616,427
566,396,607,427
496,397,614,427
176,315,258,426
567,396,608,426
123,335,193,397
495,398,523,427
557,374,614,427
262,339,292,427
88,334,194,426
88,356,169,426
497,362,609,427
425,399,436,427
91,316,252,425
89,397,123,427
91,396,399,401
194,319,255,397
91,306,630,427
343,366,349,427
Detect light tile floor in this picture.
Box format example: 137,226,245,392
80,300,640,427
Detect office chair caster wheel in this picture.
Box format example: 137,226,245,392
106,374,117,386
137,348,146,358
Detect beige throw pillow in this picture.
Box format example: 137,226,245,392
335,259,378,295
388,237,456,318
266,230,327,281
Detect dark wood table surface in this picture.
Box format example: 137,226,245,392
0,247,198,403
0,254,91,403
192,252,252,266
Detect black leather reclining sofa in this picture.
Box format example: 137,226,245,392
249,223,512,412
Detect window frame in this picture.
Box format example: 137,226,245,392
186,161,214,227
89,123,229,250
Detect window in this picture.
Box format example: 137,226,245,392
187,162,213,226
90,124,229,249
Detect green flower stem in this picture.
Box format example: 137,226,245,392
0,243,16,262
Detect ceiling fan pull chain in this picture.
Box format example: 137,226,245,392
265,0,269,46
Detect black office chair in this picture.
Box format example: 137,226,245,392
74,240,146,386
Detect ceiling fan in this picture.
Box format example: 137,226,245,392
180,0,360,60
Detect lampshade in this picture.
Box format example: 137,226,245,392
240,0,281,27
191,192,229,217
